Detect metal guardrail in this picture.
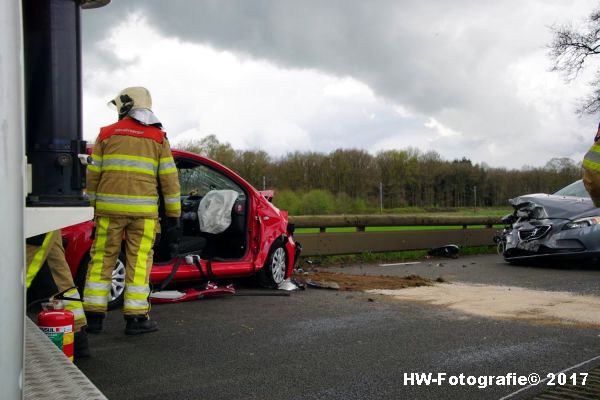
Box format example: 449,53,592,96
290,215,501,256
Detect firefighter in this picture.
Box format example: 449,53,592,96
583,121,600,206
83,86,181,335
26,230,89,358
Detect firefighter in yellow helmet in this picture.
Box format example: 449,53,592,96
83,87,181,335
26,230,89,358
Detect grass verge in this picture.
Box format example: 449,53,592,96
299,245,498,267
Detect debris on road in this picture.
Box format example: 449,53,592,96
235,290,291,297
378,261,422,267
305,280,341,290
427,244,460,258
150,282,235,304
295,271,431,291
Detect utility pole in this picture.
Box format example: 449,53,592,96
473,185,477,214
262,176,266,190
379,182,383,213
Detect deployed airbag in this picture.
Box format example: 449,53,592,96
198,190,238,234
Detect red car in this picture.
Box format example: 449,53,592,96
61,149,301,308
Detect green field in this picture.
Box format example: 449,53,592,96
293,208,506,265
380,206,511,217
299,245,498,267
296,225,503,234
295,207,509,234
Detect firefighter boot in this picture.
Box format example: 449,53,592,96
124,315,158,335
85,312,105,334
74,330,90,359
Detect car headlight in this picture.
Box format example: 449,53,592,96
563,217,600,230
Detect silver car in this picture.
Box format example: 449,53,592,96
498,180,600,263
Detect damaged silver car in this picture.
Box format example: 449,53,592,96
496,180,600,263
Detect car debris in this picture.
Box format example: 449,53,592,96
305,280,341,290
427,244,460,258
234,290,291,297
378,261,422,267
149,282,235,304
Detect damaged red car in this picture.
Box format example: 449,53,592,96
61,149,301,308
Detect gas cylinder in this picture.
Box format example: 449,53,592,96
37,301,74,362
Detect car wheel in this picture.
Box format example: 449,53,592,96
76,252,126,310
258,245,288,288
108,256,126,310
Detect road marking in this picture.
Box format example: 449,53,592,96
498,354,600,400
378,262,422,267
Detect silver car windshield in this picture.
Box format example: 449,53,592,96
553,180,590,198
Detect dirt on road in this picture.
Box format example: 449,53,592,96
295,271,432,291
297,268,600,327
369,283,600,327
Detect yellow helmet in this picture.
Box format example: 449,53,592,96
109,86,152,119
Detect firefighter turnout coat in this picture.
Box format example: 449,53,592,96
86,117,180,218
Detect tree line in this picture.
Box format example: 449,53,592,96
179,135,582,214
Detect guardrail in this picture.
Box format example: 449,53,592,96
289,215,501,257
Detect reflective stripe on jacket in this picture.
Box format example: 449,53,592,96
87,118,181,218
583,143,600,207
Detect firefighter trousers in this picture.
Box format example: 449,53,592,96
26,230,87,331
83,216,157,316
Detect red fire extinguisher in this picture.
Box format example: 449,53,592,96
38,300,74,362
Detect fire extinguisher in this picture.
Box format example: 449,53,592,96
38,300,74,362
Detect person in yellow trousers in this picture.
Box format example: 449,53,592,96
26,230,89,358
83,86,181,335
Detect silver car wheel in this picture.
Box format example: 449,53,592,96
271,247,287,284
110,258,126,302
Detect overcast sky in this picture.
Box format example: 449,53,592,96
81,0,599,169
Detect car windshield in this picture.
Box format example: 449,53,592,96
176,159,246,200
553,180,590,198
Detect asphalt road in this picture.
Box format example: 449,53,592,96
75,254,600,400
327,253,600,295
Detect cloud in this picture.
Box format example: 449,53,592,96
424,118,462,139
83,13,422,158
81,0,600,168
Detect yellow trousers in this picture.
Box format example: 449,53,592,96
83,216,157,316
26,230,87,331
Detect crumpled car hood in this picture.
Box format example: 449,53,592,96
509,193,598,220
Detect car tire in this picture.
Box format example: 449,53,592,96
76,252,126,311
257,245,288,288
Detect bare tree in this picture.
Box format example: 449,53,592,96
549,7,600,113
